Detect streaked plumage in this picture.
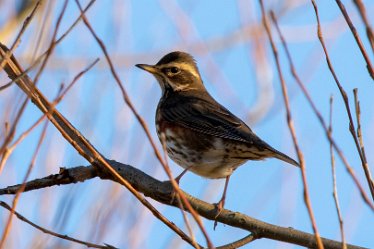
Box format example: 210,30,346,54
136,51,299,212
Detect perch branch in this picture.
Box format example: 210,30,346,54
0,162,366,249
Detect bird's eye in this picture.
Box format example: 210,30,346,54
170,67,180,74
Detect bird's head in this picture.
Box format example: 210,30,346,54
136,51,205,93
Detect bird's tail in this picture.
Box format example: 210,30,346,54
270,148,300,167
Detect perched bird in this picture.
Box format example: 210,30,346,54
136,51,299,214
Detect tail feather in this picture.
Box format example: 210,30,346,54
270,148,300,167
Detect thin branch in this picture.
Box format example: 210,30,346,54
353,89,373,193
0,120,48,249
159,132,213,248
335,0,374,79
1,2,68,246
0,201,113,249
0,0,41,90
0,58,99,173
32,0,68,86
0,0,96,90
0,162,365,249
55,58,100,103
1,0,68,168
260,2,324,248
352,0,374,54
1,0,68,175
160,133,200,249
329,96,347,249
0,0,42,169
214,233,258,249
269,8,374,210
74,0,166,167
310,0,374,202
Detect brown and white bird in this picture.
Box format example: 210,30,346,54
136,51,299,213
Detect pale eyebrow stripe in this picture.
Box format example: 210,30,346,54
159,62,201,79
178,63,200,79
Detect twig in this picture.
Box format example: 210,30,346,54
0,120,48,249
353,89,373,194
0,0,41,90
1,0,68,168
1,0,95,173
352,0,374,57
310,0,374,202
1,0,68,174
329,96,347,249
32,0,68,86
74,0,166,167
259,2,324,248
0,0,96,90
0,201,112,249
159,133,201,249
0,0,42,169
0,162,365,249
335,0,374,79
55,58,100,103
0,58,99,173
269,9,374,210
214,233,258,249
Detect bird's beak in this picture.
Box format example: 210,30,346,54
135,64,159,74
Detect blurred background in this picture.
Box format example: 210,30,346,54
0,0,373,248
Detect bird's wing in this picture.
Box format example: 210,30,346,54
161,95,300,167
161,97,262,144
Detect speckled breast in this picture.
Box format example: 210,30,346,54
156,119,249,179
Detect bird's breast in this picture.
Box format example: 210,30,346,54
156,121,249,178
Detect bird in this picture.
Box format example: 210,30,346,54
136,51,299,215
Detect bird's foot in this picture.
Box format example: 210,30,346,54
213,199,225,230
162,178,181,205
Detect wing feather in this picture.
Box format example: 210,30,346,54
161,95,263,144
159,93,299,167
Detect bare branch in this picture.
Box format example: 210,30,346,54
0,0,41,88
268,3,374,211
352,0,374,54
260,3,324,248
310,0,374,202
0,162,366,249
0,201,113,249
335,0,373,79
329,96,347,249
0,120,48,249
215,233,257,249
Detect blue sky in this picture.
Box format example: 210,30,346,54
0,1,373,248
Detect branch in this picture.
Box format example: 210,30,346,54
310,0,374,203
0,201,113,249
335,0,374,79
260,4,323,249
0,161,366,249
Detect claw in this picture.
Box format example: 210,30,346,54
213,176,230,229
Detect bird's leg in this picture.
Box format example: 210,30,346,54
213,176,230,229
214,176,230,221
174,167,189,184
169,166,192,205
